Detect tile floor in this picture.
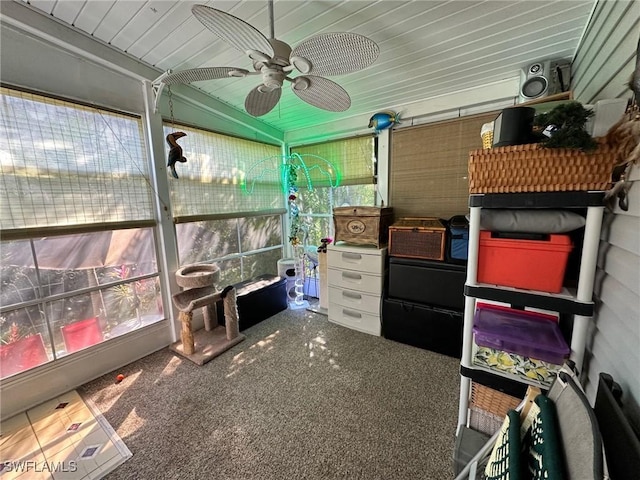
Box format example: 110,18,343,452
0,391,131,479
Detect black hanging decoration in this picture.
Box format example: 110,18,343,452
166,85,187,179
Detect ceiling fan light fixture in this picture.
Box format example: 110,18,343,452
292,76,311,91
290,56,312,74
229,69,248,78
261,67,285,89
247,49,271,63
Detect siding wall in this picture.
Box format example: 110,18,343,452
572,0,640,428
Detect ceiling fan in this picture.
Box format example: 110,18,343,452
159,1,380,117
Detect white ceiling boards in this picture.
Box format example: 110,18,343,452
3,0,596,138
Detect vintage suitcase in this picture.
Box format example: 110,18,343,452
388,257,466,311
333,206,394,247
382,297,463,358
388,217,446,260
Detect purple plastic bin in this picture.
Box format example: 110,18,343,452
473,303,569,364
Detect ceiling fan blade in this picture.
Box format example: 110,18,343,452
291,32,379,76
163,67,250,85
245,85,281,116
291,75,351,112
192,4,274,58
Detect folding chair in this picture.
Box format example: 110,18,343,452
455,362,606,479
61,317,104,353
0,333,49,377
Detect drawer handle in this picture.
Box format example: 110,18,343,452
342,291,362,300
342,309,362,319
342,252,362,261
342,272,362,280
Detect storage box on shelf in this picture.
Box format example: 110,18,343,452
468,382,521,435
388,217,446,260
468,140,617,194
327,242,386,336
456,191,606,441
472,303,569,388
333,206,394,248
477,231,573,293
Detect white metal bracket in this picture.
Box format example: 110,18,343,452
151,70,171,113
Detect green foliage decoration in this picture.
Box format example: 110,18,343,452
533,101,598,152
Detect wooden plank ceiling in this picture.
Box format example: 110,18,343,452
18,0,596,134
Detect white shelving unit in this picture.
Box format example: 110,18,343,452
327,242,387,336
457,191,605,433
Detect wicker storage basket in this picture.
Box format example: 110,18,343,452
469,406,504,435
468,141,618,194
388,217,446,260
469,382,521,434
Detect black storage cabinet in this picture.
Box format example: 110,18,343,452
382,297,463,358
388,257,466,311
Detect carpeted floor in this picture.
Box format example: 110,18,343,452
79,307,461,480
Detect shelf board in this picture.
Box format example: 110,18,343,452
464,283,594,316
460,364,551,397
469,191,605,209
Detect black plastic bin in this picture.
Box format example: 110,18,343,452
217,274,287,331
382,297,463,358
388,257,466,311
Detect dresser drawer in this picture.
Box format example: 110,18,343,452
328,268,383,294
327,248,385,274
328,306,381,336
328,286,381,315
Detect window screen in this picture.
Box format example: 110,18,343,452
390,112,498,219
164,124,284,218
0,87,153,231
289,136,376,246
290,135,375,187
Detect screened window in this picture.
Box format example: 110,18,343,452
390,112,498,218
0,87,162,379
165,124,285,281
0,87,154,231
165,124,283,218
290,136,376,247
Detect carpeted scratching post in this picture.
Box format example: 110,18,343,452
222,286,240,340
170,284,245,365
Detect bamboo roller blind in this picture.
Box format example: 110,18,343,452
390,111,498,219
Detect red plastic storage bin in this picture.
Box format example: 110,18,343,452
477,230,572,293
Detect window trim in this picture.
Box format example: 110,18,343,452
173,209,286,224
0,220,156,242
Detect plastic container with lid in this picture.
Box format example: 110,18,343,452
477,230,573,293
472,303,569,364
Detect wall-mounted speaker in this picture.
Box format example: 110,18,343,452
519,60,570,103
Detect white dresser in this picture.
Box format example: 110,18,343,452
327,242,387,336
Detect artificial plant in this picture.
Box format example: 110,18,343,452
533,101,597,152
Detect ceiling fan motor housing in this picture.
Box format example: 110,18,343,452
261,67,286,89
